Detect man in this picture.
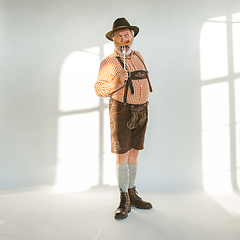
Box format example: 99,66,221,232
94,17,153,220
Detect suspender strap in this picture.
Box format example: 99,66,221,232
133,52,153,92
116,53,153,102
116,56,134,103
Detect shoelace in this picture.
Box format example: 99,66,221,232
119,192,128,208
132,187,142,200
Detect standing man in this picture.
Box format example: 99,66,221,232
94,17,153,219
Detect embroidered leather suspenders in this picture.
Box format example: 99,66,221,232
116,52,153,103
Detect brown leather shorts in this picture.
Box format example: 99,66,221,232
109,98,148,154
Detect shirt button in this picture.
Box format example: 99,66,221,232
141,85,143,87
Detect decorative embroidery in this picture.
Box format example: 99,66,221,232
134,72,145,79
132,105,144,112
127,105,147,129
110,118,114,129
113,140,121,152
127,113,138,129
139,112,147,127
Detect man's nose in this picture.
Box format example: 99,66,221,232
121,36,127,42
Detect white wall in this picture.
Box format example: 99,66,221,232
0,0,239,192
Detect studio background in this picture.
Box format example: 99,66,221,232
0,0,240,195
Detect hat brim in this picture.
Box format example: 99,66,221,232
105,26,139,41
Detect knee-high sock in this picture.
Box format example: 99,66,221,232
128,164,137,188
116,164,129,192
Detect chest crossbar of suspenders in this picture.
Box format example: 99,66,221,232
116,52,153,103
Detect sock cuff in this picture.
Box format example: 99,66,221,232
116,164,129,168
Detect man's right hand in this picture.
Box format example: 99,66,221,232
119,69,128,84
109,69,128,95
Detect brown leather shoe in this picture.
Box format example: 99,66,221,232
128,186,153,209
114,189,131,219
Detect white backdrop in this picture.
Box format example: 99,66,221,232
0,0,239,193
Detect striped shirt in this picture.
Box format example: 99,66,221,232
94,50,150,104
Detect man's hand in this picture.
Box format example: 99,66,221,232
119,69,128,84
109,69,128,95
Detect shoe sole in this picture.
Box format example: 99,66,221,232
115,214,128,219
132,205,153,209
114,208,131,219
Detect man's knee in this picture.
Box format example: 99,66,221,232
116,151,129,164
129,149,139,158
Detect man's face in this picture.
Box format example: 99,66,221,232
113,28,134,56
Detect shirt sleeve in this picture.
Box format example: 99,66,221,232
94,58,119,98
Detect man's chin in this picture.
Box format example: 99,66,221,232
115,47,132,56
125,49,132,55
114,42,133,56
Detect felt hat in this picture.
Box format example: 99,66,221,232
105,17,139,41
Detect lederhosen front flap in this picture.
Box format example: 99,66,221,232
131,70,148,80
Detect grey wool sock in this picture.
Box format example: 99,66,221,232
128,164,137,188
116,164,129,192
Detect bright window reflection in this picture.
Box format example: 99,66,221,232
202,127,231,175
103,42,115,105
103,108,117,186
238,168,240,188
202,126,232,193
232,12,240,192
53,43,118,193
236,123,240,168
235,78,240,122
102,42,117,186
59,48,100,111
200,16,232,194
200,17,228,80
52,112,99,193
232,12,240,22
232,21,240,74
201,13,240,194
201,82,232,193
208,16,227,22
201,82,229,129
203,172,232,194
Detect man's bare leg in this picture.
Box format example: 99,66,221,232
128,149,139,165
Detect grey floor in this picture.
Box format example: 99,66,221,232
0,186,240,240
